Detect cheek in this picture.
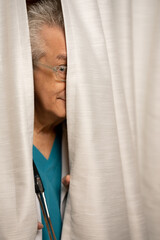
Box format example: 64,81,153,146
34,70,66,117
34,79,57,109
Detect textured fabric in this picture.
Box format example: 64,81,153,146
0,0,37,239
1,0,160,240
61,1,160,240
33,133,62,240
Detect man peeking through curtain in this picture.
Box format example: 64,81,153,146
27,1,70,239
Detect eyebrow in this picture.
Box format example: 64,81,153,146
56,54,67,61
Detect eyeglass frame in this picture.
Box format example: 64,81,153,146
34,62,67,82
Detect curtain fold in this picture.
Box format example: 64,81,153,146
61,1,160,239
1,0,160,239
0,0,37,239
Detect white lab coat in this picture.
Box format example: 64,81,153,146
35,126,69,240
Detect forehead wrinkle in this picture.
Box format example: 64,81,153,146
56,54,67,61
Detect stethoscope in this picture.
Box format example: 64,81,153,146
33,161,57,240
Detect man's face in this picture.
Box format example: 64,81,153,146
34,25,67,122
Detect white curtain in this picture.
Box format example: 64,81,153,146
61,0,160,240
1,0,160,240
0,0,37,239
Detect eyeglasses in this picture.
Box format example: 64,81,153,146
35,62,67,82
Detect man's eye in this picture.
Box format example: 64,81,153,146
59,66,67,72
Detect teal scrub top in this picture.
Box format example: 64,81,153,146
33,132,62,240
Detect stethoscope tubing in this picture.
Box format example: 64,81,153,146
33,161,57,240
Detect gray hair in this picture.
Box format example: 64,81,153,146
27,0,64,64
